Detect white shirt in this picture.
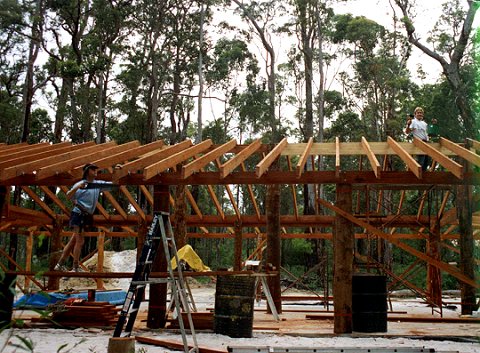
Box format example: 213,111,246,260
410,118,428,141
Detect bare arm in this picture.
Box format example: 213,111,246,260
405,118,414,134
66,182,86,200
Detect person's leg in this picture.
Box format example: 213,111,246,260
417,155,428,171
55,212,82,269
56,233,77,265
72,230,85,270
423,155,431,171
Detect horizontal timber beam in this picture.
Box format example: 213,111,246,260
1,213,432,228
1,171,478,186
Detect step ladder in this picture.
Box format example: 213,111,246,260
113,212,198,353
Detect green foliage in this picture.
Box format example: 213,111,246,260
0,0,24,28
9,335,35,352
29,109,54,143
325,111,364,141
332,14,385,53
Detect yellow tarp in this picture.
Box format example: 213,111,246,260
171,244,211,272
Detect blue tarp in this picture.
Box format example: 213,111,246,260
14,290,126,308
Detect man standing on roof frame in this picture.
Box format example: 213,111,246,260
405,107,431,172
54,163,113,272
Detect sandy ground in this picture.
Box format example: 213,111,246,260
2,250,479,353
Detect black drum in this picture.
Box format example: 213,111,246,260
214,275,256,338
352,273,387,332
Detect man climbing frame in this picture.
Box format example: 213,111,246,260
54,163,114,272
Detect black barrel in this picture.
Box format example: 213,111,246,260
352,273,387,332
214,275,256,338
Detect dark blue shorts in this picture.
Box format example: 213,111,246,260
69,211,94,231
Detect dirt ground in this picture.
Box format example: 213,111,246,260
4,250,479,352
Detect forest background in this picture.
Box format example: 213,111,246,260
0,0,479,291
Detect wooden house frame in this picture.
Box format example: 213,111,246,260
0,136,478,333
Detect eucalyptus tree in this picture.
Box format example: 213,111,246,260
0,0,48,143
42,0,91,142
229,0,286,313
205,37,260,141
393,1,478,315
0,0,25,143
394,0,479,139
333,14,412,141
20,0,45,142
230,0,282,140
89,0,132,143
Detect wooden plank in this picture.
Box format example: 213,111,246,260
318,198,479,288
140,185,153,206
39,186,70,215
21,187,56,219
287,156,299,218
120,185,145,221
0,143,93,172
255,138,288,177
242,163,261,220
387,136,422,178
0,142,42,157
206,184,224,220
360,137,381,178
97,232,105,290
135,336,227,353
283,141,457,156
296,137,313,177
143,140,212,180
186,187,203,219
0,142,71,165
182,139,237,179
69,140,143,178
102,191,128,219
220,139,262,178
440,137,480,167
111,140,174,181
335,137,340,178
466,138,480,151
413,137,463,179
35,142,118,180
0,142,97,181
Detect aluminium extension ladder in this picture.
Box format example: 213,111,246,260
113,212,198,353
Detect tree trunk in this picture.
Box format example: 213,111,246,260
54,79,68,142
21,0,43,142
196,2,206,144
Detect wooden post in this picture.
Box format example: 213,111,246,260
234,221,242,271
96,231,105,290
266,183,282,314
333,183,353,334
0,185,15,327
48,218,63,290
427,216,442,308
25,231,33,290
147,184,169,329
457,178,476,314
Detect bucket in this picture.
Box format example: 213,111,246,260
214,275,256,338
352,273,387,332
